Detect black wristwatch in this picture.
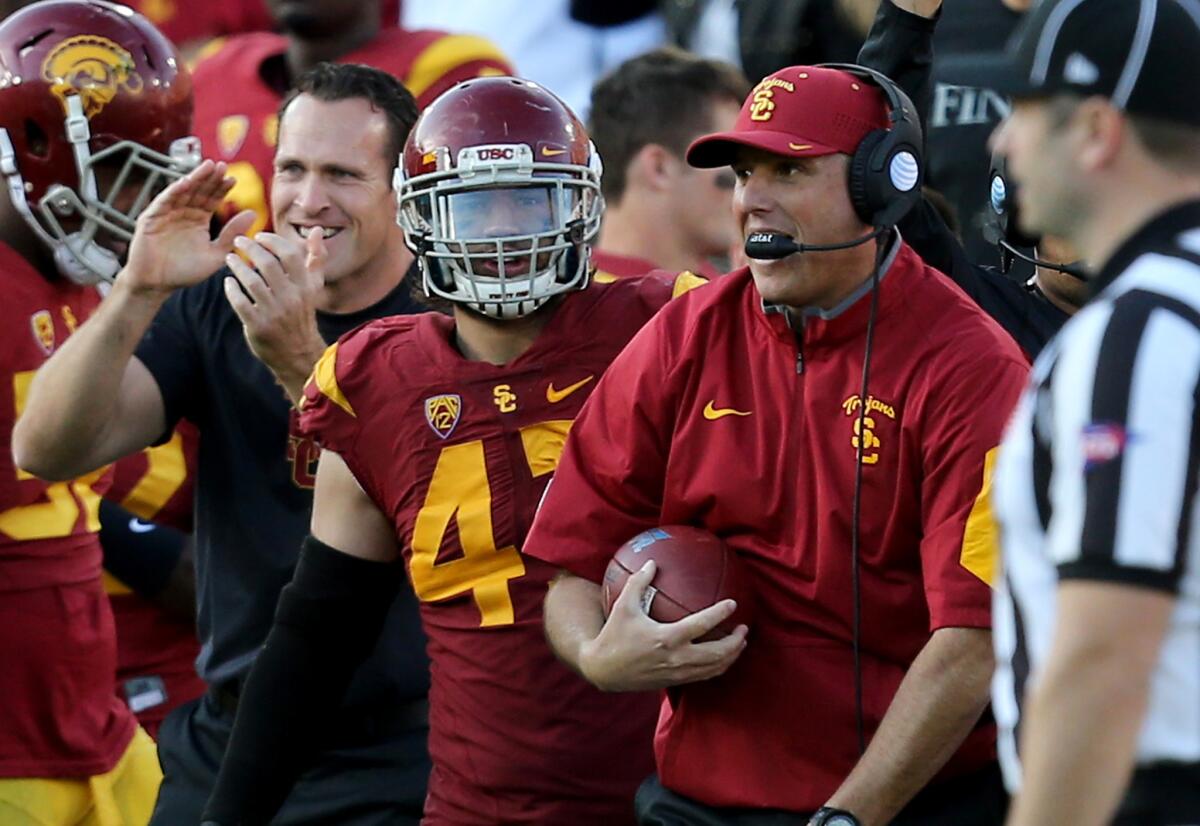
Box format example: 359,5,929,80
809,807,862,826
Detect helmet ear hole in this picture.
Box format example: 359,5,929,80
24,119,48,159
559,245,581,284
17,27,53,56
425,253,455,292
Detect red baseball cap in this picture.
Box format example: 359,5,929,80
687,66,889,168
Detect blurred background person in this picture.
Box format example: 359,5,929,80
126,0,399,61
589,47,749,278
662,0,876,90
402,0,664,117
925,0,1025,267
194,0,513,233
858,0,1084,360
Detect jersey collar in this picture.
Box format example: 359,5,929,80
758,228,903,347
1091,199,1200,297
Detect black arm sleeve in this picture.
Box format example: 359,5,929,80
857,0,939,132
856,2,963,272
856,0,967,278
855,1,1069,358
99,499,187,598
201,536,404,826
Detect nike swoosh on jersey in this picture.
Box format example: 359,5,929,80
703,401,752,420
128,518,157,534
546,375,594,403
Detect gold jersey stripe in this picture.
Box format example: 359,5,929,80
120,431,188,521
961,446,1000,586
519,419,574,478
404,34,511,99
671,270,708,298
310,343,356,418
190,36,227,71
102,569,133,596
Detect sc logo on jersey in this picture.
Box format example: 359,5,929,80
493,384,517,413
288,435,320,489
841,394,897,466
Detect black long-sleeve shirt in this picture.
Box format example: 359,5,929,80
857,0,1069,359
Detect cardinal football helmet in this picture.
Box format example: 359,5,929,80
0,0,199,284
395,77,603,319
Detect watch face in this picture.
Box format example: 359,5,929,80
827,817,859,826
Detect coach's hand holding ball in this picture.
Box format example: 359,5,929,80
580,526,751,692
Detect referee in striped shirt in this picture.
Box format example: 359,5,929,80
956,1,1200,824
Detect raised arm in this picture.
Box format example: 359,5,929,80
13,161,253,479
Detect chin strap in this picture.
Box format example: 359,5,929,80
53,233,117,285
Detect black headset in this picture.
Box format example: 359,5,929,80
983,151,1086,280
820,63,925,230
983,152,1040,274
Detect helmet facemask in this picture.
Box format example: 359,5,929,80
0,93,200,285
397,143,602,320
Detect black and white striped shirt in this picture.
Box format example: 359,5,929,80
992,201,1200,791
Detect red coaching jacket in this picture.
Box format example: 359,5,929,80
524,239,1029,810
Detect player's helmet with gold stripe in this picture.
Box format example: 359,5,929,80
395,76,602,320
0,0,199,284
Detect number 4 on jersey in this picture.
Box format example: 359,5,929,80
408,420,571,627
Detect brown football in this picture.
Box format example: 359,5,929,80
601,525,752,642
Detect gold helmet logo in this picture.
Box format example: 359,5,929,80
41,35,144,119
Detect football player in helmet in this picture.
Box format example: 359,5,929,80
13,61,433,826
0,0,199,284
394,76,603,320
0,2,197,823
201,77,705,825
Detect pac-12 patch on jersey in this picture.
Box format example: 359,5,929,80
1081,422,1130,470
425,394,462,439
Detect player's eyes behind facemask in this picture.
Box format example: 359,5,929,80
446,186,557,239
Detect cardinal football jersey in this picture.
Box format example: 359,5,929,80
296,273,704,824
192,27,512,233
127,0,400,51
0,242,136,777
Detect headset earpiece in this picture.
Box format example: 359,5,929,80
984,151,1042,274
818,63,924,229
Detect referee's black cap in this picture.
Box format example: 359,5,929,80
947,0,1200,127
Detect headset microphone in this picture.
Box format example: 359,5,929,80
744,227,888,260
997,238,1089,281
